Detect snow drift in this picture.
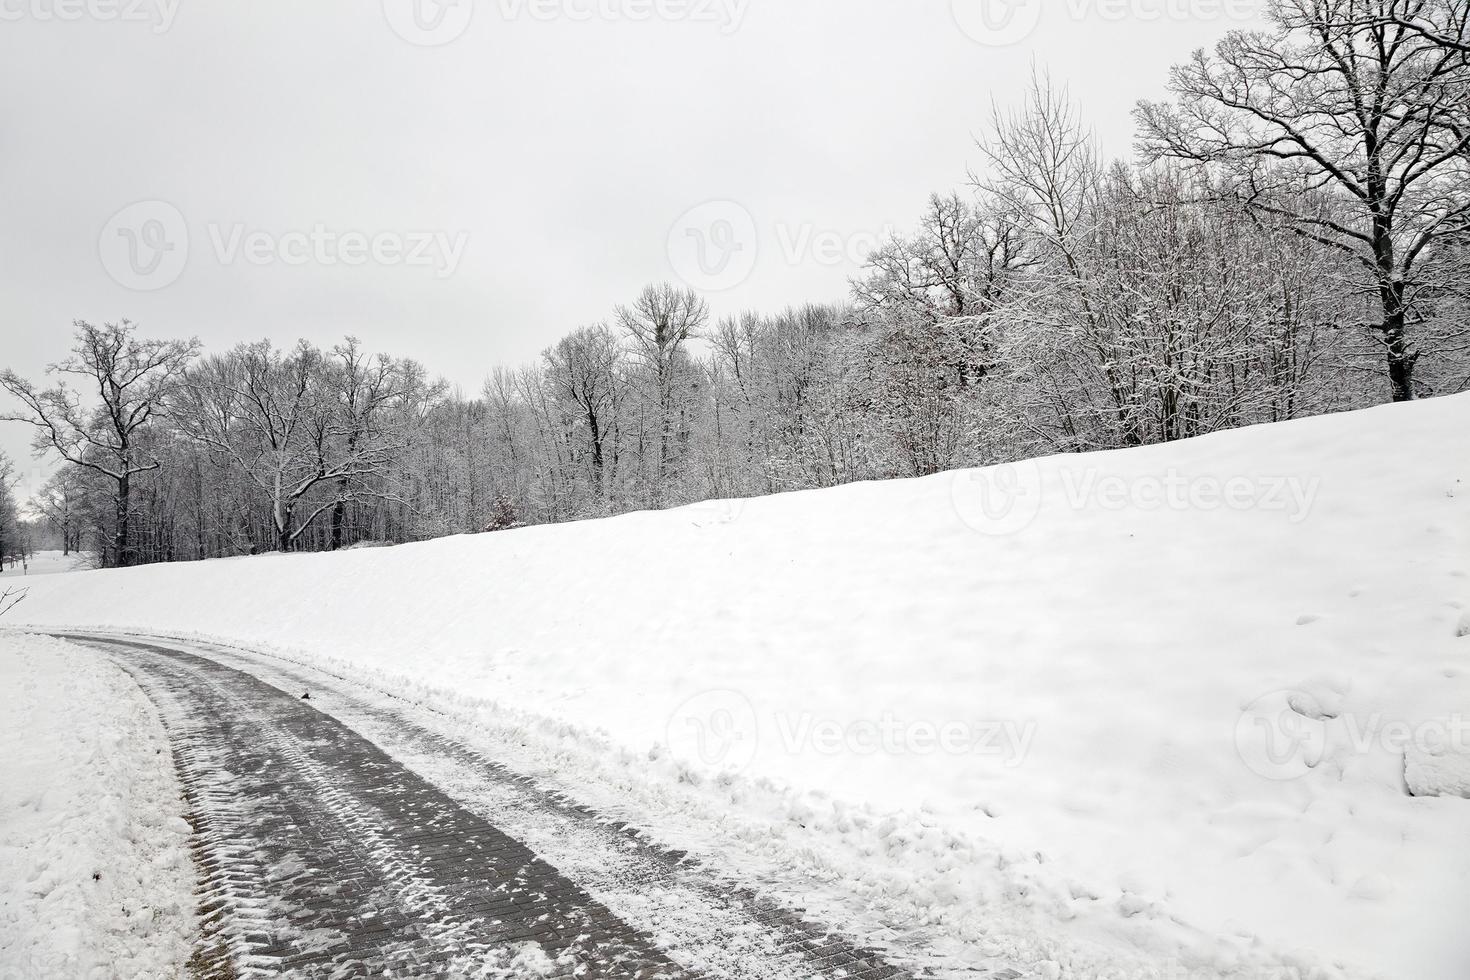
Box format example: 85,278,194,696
7,394,1470,980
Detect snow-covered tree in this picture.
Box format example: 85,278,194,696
1136,0,1470,401
0,320,197,567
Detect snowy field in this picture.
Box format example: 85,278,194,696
0,634,195,978
0,551,90,579
4,395,1468,979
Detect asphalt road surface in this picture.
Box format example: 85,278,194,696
56,634,939,980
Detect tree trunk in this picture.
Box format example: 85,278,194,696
1380,281,1417,403
278,503,294,553
329,428,362,550
114,473,131,568
330,497,346,550
1385,325,1415,402
1372,209,1416,403
588,408,605,497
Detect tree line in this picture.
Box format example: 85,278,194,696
2,0,1466,568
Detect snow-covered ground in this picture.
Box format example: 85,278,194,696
6,395,1469,980
0,551,91,579
0,633,195,979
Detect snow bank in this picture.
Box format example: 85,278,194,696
0,634,195,978
9,395,1470,980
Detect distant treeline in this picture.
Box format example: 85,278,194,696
2,0,1466,568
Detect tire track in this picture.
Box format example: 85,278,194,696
70,637,691,979
174,641,932,979
63,634,938,979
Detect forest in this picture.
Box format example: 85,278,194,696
1,0,1466,568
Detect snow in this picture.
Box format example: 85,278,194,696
0,550,90,579
1405,735,1470,799
0,633,195,979
7,394,1470,980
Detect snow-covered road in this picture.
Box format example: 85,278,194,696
10,395,1467,980
53,632,936,980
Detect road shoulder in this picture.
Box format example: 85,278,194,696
0,631,196,979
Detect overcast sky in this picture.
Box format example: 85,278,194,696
0,0,1270,498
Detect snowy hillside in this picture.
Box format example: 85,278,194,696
8,395,1470,980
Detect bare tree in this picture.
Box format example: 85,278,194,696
981,75,1150,445
33,468,88,555
0,586,25,617
1136,0,1470,400
0,453,18,567
0,320,197,566
1379,1,1470,53
616,283,708,503
178,340,401,553
326,338,438,549
858,193,1029,371
543,323,620,498
856,193,1032,399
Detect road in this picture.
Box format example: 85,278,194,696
55,633,932,980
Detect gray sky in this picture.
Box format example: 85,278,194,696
0,0,1269,500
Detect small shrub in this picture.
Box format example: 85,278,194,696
481,496,522,533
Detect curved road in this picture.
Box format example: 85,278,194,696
56,634,932,980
